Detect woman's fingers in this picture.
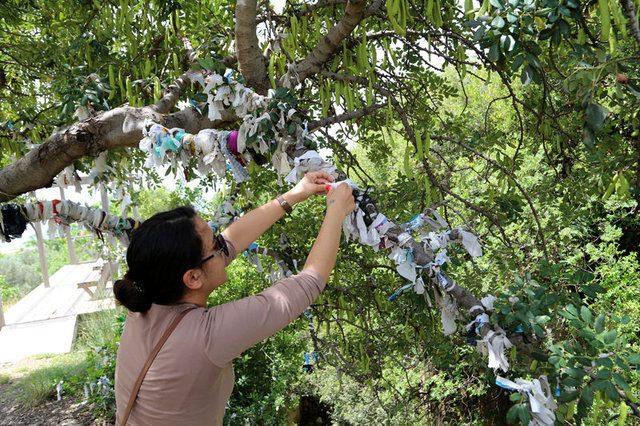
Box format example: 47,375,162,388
311,183,329,194
325,182,356,216
308,171,334,183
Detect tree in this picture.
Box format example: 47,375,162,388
1,0,639,423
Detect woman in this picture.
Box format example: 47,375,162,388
113,171,355,425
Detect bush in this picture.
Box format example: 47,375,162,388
0,275,19,304
80,310,125,421
0,251,41,304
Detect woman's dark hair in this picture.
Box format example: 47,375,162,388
113,206,203,313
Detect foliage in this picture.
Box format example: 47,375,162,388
0,250,42,303
81,311,125,421
1,0,640,423
0,274,19,304
210,257,309,424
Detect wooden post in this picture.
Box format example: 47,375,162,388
59,185,78,264
100,183,119,280
34,220,50,288
31,191,50,288
0,294,5,330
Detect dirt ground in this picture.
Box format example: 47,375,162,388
0,359,111,426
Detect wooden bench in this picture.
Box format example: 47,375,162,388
77,262,112,300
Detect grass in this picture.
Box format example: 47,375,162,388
14,352,88,407
0,308,122,411
74,308,121,351
15,309,122,407
0,372,10,385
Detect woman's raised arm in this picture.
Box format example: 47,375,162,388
221,171,333,253
204,183,355,365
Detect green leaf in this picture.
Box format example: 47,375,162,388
564,377,581,387
576,385,594,422
579,328,597,342
596,357,614,368
566,367,585,379
473,26,486,42
617,173,630,197
506,403,520,423
500,34,515,51
627,354,640,365
602,330,617,345
580,306,593,324
559,310,576,320
491,16,506,28
558,390,579,403
535,315,550,324
521,66,533,85
512,54,525,70
605,382,619,401
592,379,609,390
518,404,532,424
599,0,611,41
612,372,631,394
548,355,561,366
594,314,605,333
488,43,500,62
532,324,545,337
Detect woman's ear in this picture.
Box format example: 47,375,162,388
182,268,204,291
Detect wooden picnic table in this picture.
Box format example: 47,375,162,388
77,262,111,300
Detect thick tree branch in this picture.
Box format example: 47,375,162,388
0,105,235,202
621,0,640,47
235,0,270,94
152,72,192,114
281,0,368,86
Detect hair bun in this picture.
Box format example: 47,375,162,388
113,272,152,313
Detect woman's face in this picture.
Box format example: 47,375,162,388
193,215,229,293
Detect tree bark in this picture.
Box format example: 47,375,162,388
621,0,640,48
281,0,367,85
235,0,270,94
0,105,235,202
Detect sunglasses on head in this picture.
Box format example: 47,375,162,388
199,233,229,266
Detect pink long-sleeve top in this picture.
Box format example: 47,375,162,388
114,239,326,425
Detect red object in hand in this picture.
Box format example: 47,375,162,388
325,184,332,193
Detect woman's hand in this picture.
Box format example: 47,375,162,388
326,182,356,218
284,171,334,204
